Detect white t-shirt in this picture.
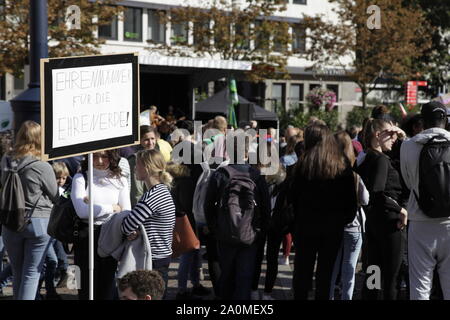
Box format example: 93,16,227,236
72,168,131,225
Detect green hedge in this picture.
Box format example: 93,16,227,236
278,108,339,131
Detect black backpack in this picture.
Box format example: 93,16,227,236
216,166,259,246
413,136,450,218
47,173,87,243
0,158,39,232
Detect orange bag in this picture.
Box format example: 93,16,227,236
172,215,200,258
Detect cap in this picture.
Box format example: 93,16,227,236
421,101,447,120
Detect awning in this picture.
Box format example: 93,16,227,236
139,54,252,71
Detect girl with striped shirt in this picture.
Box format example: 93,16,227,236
121,149,175,296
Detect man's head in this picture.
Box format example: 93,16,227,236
118,270,165,300
420,101,447,130
213,116,228,133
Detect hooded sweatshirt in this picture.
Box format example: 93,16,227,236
400,127,450,223
1,155,59,218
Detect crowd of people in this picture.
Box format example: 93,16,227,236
0,101,449,300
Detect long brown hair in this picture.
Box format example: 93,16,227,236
296,124,347,180
80,149,122,178
334,131,355,166
362,118,390,151
12,121,41,159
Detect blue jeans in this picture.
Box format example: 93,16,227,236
0,235,5,273
37,238,58,297
217,241,258,300
178,249,201,291
2,218,52,300
330,231,363,300
0,264,13,289
53,240,68,272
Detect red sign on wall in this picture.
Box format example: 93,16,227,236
406,81,427,105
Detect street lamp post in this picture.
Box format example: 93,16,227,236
10,0,48,132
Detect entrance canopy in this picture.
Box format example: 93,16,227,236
195,88,278,126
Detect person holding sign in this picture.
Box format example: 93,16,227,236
122,149,176,298
71,150,131,300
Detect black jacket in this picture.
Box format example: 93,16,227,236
357,149,405,223
290,166,357,235
203,164,271,237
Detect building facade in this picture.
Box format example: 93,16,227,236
1,0,360,124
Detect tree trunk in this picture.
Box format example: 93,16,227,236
361,84,367,109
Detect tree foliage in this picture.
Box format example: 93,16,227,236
0,0,121,77
153,0,294,82
302,0,433,108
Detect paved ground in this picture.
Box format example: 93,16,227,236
1,246,405,301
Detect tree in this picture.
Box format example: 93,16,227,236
302,0,433,108
0,0,121,78
407,0,450,97
151,0,294,83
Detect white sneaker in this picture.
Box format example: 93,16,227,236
250,290,260,300
262,293,274,300
279,256,290,266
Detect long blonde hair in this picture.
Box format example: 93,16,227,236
13,121,41,159
136,149,173,188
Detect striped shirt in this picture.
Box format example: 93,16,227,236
122,183,176,260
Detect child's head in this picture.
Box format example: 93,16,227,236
52,161,70,187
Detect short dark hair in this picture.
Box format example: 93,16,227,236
140,125,160,138
118,270,165,300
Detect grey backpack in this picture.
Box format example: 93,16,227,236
0,158,38,232
216,166,258,246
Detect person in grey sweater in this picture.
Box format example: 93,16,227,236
0,121,59,300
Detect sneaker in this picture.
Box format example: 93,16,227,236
192,284,211,296
279,256,290,266
250,290,260,300
262,293,274,300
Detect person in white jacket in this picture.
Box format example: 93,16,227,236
400,101,450,300
71,150,131,300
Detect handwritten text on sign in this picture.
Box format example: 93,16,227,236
52,63,133,148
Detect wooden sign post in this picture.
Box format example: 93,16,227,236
40,53,140,300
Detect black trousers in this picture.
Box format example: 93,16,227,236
362,219,404,300
251,234,267,291
292,228,343,300
264,231,284,293
73,226,118,300
205,233,221,298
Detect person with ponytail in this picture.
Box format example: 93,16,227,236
356,118,408,300
121,149,176,297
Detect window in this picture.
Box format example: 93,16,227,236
309,83,321,91
254,20,270,51
14,76,24,90
235,22,250,50
293,0,307,4
148,10,165,43
194,22,210,47
327,84,339,102
292,24,306,53
99,15,118,40
289,84,304,109
123,7,142,42
214,21,231,49
272,83,286,112
171,22,188,45
273,22,289,52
